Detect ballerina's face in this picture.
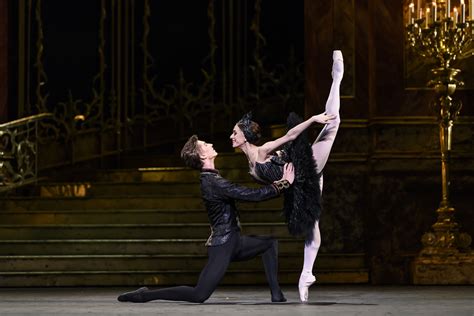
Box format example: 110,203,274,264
230,124,247,148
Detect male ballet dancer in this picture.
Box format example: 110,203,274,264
117,135,294,303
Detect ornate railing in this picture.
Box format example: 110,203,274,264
17,0,304,145
0,113,53,192
4,0,305,193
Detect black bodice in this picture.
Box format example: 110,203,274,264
252,155,286,184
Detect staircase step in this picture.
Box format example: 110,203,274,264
38,181,260,197
0,252,364,272
0,255,270,272
0,223,291,239
66,166,254,184
0,269,369,286
0,254,365,272
0,238,290,255
0,156,369,287
0,239,212,255
1,208,286,225
40,182,199,197
119,152,249,169
0,240,366,271
0,253,366,271
0,196,283,211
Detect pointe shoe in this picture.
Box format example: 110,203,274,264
298,273,316,303
332,50,344,82
117,286,149,303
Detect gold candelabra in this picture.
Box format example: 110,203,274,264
406,0,473,260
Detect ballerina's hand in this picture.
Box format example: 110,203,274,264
282,163,295,184
313,113,336,124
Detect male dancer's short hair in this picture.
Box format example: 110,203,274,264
181,135,203,170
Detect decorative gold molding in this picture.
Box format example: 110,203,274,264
84,0,107,128
17,0,26,116
369,116,474,125
34,0,48,113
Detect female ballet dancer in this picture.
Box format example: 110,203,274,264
229,50,343,302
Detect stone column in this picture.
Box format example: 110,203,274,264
0,0,8,122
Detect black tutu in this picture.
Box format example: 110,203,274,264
282,112,322,242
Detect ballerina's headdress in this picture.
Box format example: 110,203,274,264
237,112,260,144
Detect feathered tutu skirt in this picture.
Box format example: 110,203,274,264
282,112,322,242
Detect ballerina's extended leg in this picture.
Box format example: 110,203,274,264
312,50,343,174
298,50,344,303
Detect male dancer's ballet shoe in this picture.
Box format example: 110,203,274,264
332,50,344,82
271,290,287,303
117,286,149,303
298,273,316,303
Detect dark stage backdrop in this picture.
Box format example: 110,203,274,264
3,0,474,283
10,0,305,129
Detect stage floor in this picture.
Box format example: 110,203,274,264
0,285,473,315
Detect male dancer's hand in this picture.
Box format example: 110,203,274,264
282,163,295,184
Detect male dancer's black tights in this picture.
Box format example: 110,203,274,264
122,232,282,303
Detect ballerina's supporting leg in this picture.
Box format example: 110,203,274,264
299,221,321,302
298,50,343,303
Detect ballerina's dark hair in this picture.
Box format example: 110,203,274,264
236,112,261,145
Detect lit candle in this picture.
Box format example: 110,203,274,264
409,2,415,24
426,7,431,27
454,7,459,23
470,0,473,21
418,0,422,19
471,1,474,35
447,0,451,19
432,1,437,21
461,0,466,22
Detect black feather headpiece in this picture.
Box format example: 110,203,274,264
237,112,260,144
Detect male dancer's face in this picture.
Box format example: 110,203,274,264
197,140,218,160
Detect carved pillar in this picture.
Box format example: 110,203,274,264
304,0,331,117
0,0,8,122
